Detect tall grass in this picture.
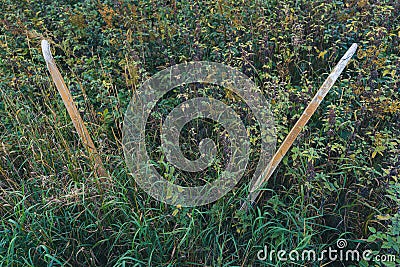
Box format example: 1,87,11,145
1,0,399,266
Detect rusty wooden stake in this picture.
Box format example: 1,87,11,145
41,40,109,185
241,43,358,211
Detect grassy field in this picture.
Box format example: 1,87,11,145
0,0,399,266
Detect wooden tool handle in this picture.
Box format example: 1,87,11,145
41,40,109,180
241,43,358,211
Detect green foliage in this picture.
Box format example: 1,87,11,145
0,0,399,266
367,181,400,266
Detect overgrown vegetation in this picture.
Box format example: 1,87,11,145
0,0,399,266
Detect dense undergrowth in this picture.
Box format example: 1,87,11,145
0,0,399,266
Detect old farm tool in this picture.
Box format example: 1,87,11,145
241,43,358,211
41,40,109,189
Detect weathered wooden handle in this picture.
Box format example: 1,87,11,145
241,43,358,211
41,40,109,181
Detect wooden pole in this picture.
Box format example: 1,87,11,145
41,40,109,184
241,43,358,211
